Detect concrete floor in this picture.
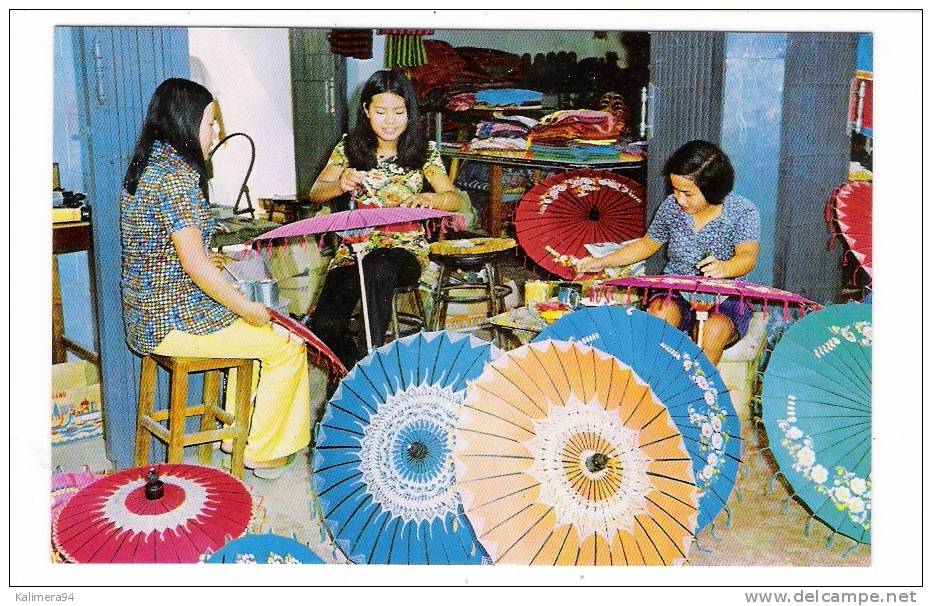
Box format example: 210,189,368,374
51,347,869,567
50,258,869,566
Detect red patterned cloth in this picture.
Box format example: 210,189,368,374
328,29,373,59
376,29,434,35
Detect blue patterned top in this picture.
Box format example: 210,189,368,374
120,140,238,354
646,192,760,276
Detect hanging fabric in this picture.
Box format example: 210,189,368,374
376,29,434,68
328,29,373,59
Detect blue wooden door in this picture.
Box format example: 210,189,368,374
71,26,190,468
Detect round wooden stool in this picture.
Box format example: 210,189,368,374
428,238,516,331
134,354,254,479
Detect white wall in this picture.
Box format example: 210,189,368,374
189,27,297,204
345,35,386,130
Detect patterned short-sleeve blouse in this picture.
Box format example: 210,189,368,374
646,191,760,276
327,138,449,272
120,140,237,354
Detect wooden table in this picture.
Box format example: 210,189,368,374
258,197,321,224
52,220,100,366
439,147,646,237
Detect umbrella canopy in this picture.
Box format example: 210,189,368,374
454,340,698,565
607,275,819,320
269,309,347,378
826,181,872,280
515,169,646,279
250,207,463,244
534,307,740,534
313,331,498,564
761,302,872,544
52,464,253,563
203,532,324,564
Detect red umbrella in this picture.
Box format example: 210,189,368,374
52,464,253,563
269,308,347,378
826,181,872,280
515,169,646,279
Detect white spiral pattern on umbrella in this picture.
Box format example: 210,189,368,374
101,475,209,534
525,396,652,541
358,382,461,524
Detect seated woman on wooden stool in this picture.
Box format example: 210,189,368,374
306,70,460,369
576,140,760,365
120,78,309,478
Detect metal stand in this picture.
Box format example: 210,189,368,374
208,132,256,219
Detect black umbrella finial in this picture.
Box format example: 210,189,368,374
145,468,165,500
407,441,429,462
585,453,610,474
587,207,601,222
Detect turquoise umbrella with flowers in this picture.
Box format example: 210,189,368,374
761,302,871,548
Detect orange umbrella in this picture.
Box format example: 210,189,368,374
453,340,698,565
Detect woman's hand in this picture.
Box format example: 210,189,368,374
208,251,234,270
575,256,605,276
696,255,727,278
241,301,271,327
400,193,437,209
339,168,367,193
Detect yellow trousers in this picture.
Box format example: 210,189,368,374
153,319,310,462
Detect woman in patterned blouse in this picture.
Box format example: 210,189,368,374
121,78,310,475
577,140,760,364
307,70,460,368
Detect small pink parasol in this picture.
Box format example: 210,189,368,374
606,275,821,347
249,207,464,246
251,207,464,353
52,464,253,563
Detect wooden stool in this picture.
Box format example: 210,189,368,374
134,354,254,479
429,249,513,331
390,284,426,340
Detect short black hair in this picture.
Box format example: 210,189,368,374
123,78,214,198
344,70,427,171
662,140,735,204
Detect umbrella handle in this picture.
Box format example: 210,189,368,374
353,243,374,353
695,310,709,349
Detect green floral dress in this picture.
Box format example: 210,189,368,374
327,138,448,273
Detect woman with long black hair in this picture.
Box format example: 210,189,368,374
120,78,309,477
307,70,460,369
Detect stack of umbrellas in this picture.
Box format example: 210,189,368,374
314,309,740,565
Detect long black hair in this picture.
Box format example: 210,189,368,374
344,70,427,171
662,139,735,205
123,78,214,198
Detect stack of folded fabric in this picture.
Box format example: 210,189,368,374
527,109,626,162
463,118,532,153
473,88,543,109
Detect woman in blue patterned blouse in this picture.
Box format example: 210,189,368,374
577,140,760,364
120,78,309,476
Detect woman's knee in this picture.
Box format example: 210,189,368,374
647,298,683,326
703,313,737,343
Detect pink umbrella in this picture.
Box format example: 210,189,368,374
52,464,254,563
606,275,820,347
251,207,464,352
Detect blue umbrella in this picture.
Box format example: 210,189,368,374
534,306,741,534
312,331,497,564
203,532,324,564
761,302,871,546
